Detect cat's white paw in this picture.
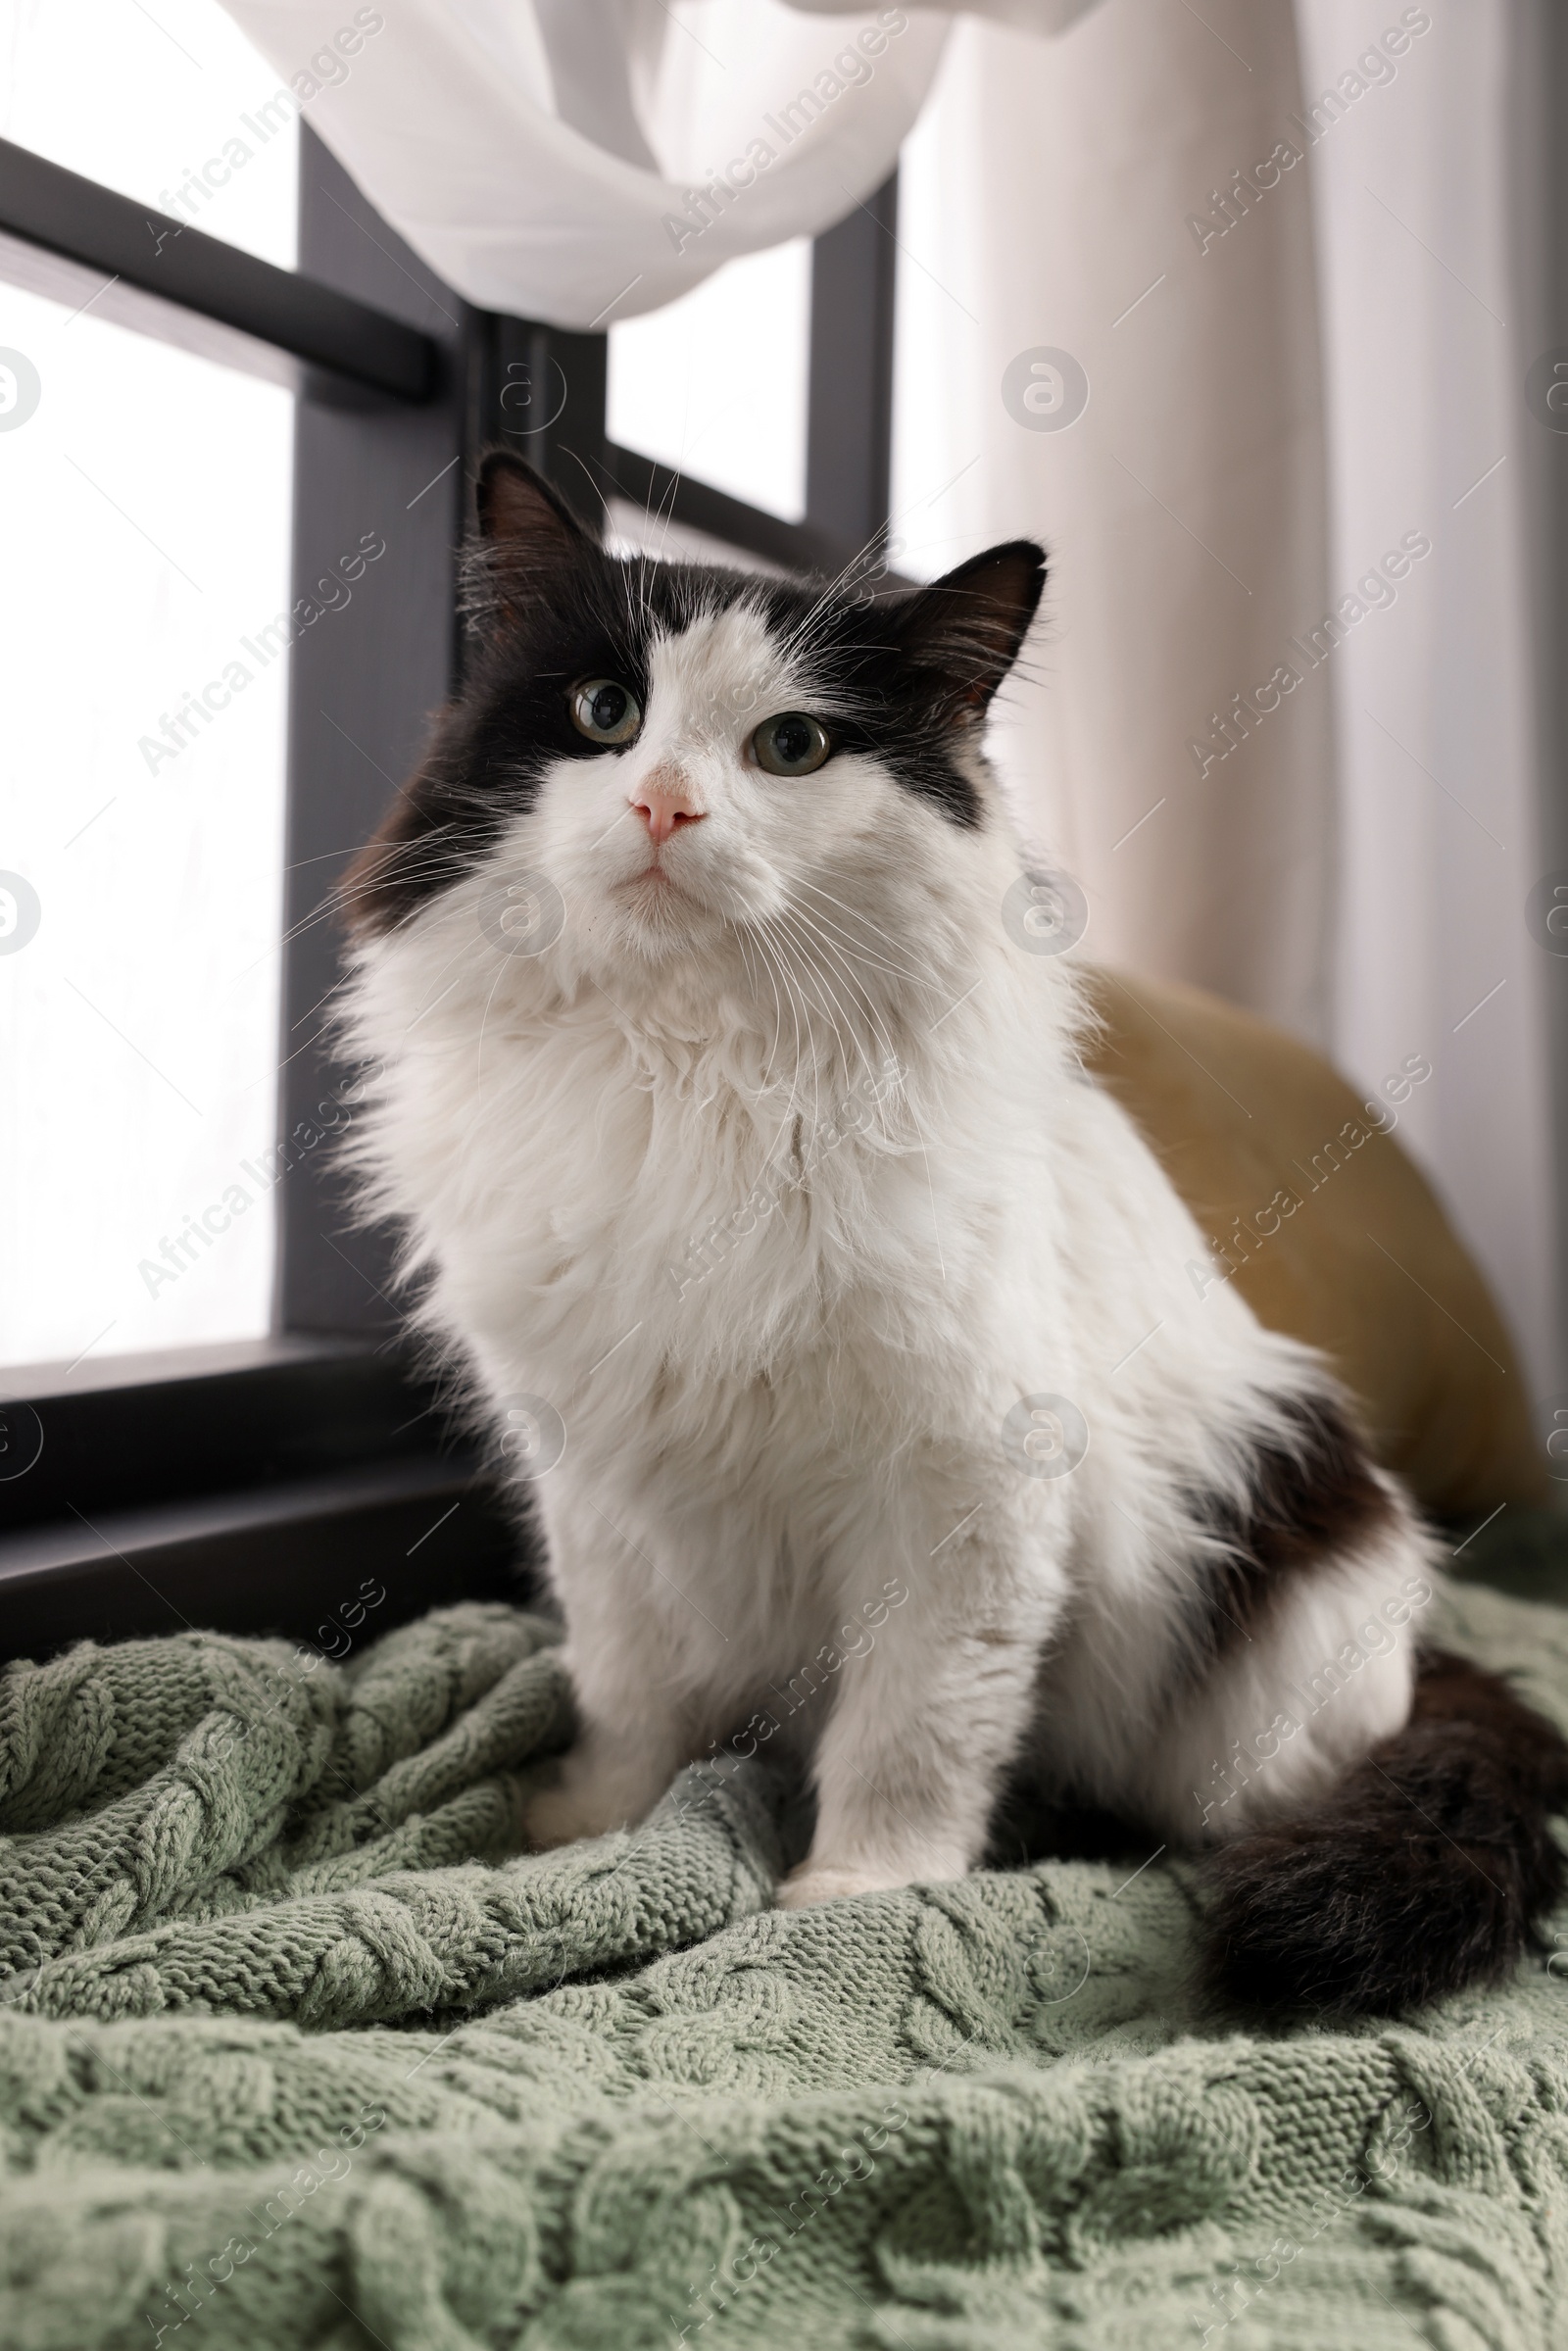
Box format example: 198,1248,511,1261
775,1862,910,1908
524,1778,635,1850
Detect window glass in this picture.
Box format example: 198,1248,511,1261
888,92,965,584
609,239,811,523
0,277,292,1372
0,0,300,269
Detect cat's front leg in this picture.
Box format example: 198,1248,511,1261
778,1505,1062,1907
523,1489,697,1848
526,1717,690,1848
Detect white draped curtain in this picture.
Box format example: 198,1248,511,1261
216,0,1561,1396
216,0,956,320
1297,0,1557,1402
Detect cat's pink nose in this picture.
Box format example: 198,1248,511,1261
629,767,705,846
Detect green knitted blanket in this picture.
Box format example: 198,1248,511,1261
6,1539,1568,2351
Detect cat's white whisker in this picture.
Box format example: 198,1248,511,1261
792,877,946,986
785,900,907,1047
770,906,864,1098
471,955,508,1098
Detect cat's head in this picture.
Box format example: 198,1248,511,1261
344,454,1045,1006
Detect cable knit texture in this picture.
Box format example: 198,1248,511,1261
5,1565,1568,2349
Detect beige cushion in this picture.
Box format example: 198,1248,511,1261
1081,965,1545,1518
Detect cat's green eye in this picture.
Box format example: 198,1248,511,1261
750,710,831,777
570,678,642,747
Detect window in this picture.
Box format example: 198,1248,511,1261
0,278,292,1372
610,239,813,521
0,71,901,1657
0,0,298,267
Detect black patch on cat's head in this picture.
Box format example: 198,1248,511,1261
344,453,1048,939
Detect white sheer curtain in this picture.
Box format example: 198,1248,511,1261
1296,0,1556,1396
213,0,953,322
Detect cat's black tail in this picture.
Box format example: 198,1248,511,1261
1200,1650,1568,2018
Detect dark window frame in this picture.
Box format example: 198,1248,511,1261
0,125,901,1658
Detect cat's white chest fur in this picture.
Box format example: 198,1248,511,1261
357,892,1059,1441
351,870,1093,1727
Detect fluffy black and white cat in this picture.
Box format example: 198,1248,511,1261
342,453,1567,2017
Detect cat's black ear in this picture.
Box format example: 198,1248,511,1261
475,450,597,558
885,540,1046,724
